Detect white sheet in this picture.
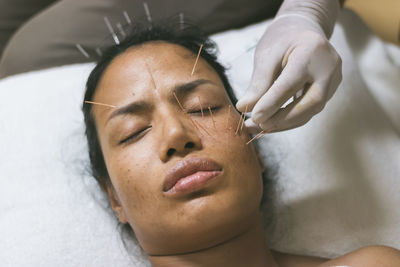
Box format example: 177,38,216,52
0,9,399,266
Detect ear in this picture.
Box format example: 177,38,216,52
105,184,128,224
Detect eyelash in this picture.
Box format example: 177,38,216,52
119,106,220,145
188,106,220,115
120,126,152,144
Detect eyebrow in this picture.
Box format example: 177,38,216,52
106,101,152,125
106,79,214,124
171,79,214,99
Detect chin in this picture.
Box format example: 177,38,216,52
145,191,260,254
134,173,263,255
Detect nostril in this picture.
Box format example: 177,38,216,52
185,142,195,149
167,148,176,157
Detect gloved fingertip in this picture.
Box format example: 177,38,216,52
236,92,259,111
244,118,262,134
236,97,249,111
251,110,266,125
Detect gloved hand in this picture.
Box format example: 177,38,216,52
236,0,342,134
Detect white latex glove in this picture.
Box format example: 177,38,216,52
236,0,343,134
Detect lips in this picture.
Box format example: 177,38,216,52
163,157,223,195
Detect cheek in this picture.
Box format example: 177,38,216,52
202,109,264,205
204,108,259,169
105,148,162,223
223,140,263,204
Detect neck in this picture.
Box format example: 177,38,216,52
148,218,278,267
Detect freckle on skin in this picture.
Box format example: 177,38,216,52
177,210,185,217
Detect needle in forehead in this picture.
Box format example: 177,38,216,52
191,44,203,76
144,61,157,91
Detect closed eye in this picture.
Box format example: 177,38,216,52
188,106,220,116
120,126,152,144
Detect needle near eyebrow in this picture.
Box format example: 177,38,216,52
84,100,117,108
173,92,200,131
173,92,186,112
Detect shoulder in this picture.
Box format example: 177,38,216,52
271,250,327,267
271,246,400,267
323,245,400,267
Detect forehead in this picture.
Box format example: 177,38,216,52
94,42,223,103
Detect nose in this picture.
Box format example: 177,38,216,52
158,113,202,162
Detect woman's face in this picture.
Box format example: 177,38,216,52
92,42,264,255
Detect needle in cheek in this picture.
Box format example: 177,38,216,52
239,104,248,134
173,92,211,136
208,106,216,129
194,119,212,136
235,111,245,135
246,130,267,145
